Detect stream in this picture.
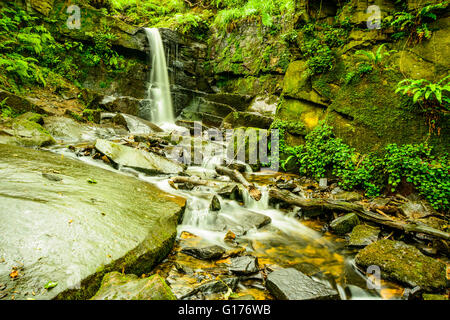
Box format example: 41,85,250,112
42,121,405,300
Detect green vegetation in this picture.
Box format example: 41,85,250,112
385,1,448,42
299,23,348,75
395,76,450,113
278,122,449,211
354,44,396,69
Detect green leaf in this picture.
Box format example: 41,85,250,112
44,281,58,289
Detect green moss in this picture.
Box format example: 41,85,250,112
355,240,447,291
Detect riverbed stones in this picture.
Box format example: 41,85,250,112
0,144,186,300
229,256,259,275
348,225,380,247
330,213,360,235
95,139,184,175
91,272,176,300
266,268,339,300
181,245,226,260
355,240,447,291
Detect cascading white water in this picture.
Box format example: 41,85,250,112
143,28,174,124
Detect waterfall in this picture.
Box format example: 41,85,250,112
143,28,174,124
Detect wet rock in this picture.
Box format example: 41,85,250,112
226,162,247,173
266,268,339,300
0,144,186,300
229,256,259,275
217,184,242,201
15,112,44,125
209,195,221,211
332,191,363,202
91,272,176,300
275,180,297,190
224,230,236,243
112,113,163,134
217,209,271,236
0,117,55,147
181,245,226,260
399,200,438,220
182,277,239,299
248,96,278,115
175,120,210,135
95,139,184,175
291,262,321,276
330,213,360,235
348,225,380,248
355,240,447,291
100,96,142,116
0,89,46,114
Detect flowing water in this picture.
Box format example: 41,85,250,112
141,28,175,124
46,128,405,300
41,31,404,298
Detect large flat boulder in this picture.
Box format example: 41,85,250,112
266,268,339,300
94,139,184,175
355,240,447,291
0,144,186,300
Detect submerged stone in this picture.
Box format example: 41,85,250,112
0,144,186,300
355,240,447,291
91,272,176,300
266,268,339,300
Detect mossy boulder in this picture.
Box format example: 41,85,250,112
91,272,176,300
30,0,54,16
355,240,447,291
222,112,273,130
330,213,360,235
348,225,380,247
276,98,326,136
0,117,55,147
283,60,329,107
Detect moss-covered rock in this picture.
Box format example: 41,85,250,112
348,225,380,247
91,272,176,300
222,112,273,130
276,98,326,135
355,239,447,291
0,117,55,147
283,60,329,107
330,213,360,235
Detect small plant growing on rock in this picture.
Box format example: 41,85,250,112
396,76,450,111
385,1,448,42
354,44,396,70
395,75,450,134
